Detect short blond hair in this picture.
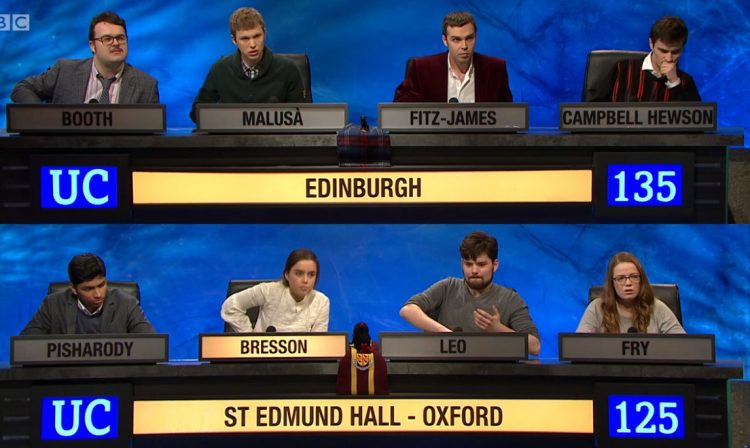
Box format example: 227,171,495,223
229,7,265,36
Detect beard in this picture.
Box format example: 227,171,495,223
465,274,493,292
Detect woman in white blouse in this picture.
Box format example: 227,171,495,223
221,248,330,332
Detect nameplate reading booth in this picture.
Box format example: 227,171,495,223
378,103,528,132
199,333,348,361
10,334,169,365
6,104,167,134
559,102,717,132
558,333,715,364
379,332,528,361
195,103,348,133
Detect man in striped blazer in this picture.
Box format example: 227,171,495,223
596,16,701,102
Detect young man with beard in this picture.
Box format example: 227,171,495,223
400,231,540,355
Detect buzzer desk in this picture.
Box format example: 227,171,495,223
0,358,743,448
0,127,743,223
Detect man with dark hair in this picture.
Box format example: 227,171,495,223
593,16,701,102
11,11,159,104
21,253,155,335
400,231,540,355
393,11,512,103
189,7,305,122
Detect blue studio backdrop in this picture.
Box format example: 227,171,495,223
0,224,748,375
0,0,749,143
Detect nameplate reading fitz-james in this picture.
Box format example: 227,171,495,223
6,104,166,134
378,103,528,132
196,103,348,133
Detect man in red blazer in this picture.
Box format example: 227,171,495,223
394,11,513,103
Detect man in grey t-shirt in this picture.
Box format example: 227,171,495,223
400,231,541,355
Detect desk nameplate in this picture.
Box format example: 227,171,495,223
379,332,528,361
10,334,169,365
199,332,348,361
378,103,528,132
6,104,166,134
196,103,348,133
559,333,715,364
559,102,717,132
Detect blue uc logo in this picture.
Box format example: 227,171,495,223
40,166,118,208
41,396,118,440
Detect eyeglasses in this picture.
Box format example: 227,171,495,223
93,34,128,46
612,274,641,285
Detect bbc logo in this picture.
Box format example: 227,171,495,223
0,14,30,31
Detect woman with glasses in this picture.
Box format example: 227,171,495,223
576,252,685,334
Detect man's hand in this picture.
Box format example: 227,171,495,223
473,305,505,332
660,60,679,83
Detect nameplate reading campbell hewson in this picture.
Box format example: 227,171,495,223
199,332,348,361
559,102,716,132
10,334,169,365
378,103,528,132
196,103,348,133
6,104,166,134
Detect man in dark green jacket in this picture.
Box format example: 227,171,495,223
190,7,304,123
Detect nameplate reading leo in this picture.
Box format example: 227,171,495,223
378,103,528,132
558,333,715,364
199,332,348,361
196,103,348,133
10,334,169,365
559,102,717,132
6,104,166,134
379,332,528,361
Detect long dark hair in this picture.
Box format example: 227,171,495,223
600,252,655,333
281,248,319,287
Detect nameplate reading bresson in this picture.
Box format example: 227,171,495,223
10,334,169,365
559,102,716,132
378,103,528,132
379,332,528,361
199,333,348,361
558,333,715,364
196,103,348,133
6,104,166,133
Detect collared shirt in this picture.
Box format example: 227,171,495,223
241,58,259,80
76,298,103,317
221,281,330,333
447,54,475,103
84,60,124,103
642,52,681,89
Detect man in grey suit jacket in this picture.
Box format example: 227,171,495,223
11,11,158,104
21,253,156,335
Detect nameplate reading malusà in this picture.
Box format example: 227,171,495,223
379,332,528,361
558,333,715,364
559,102,716,132
196,103,348,133
6,104,166,134
199,332,348,361
378,103,528,132
10,334,169,365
